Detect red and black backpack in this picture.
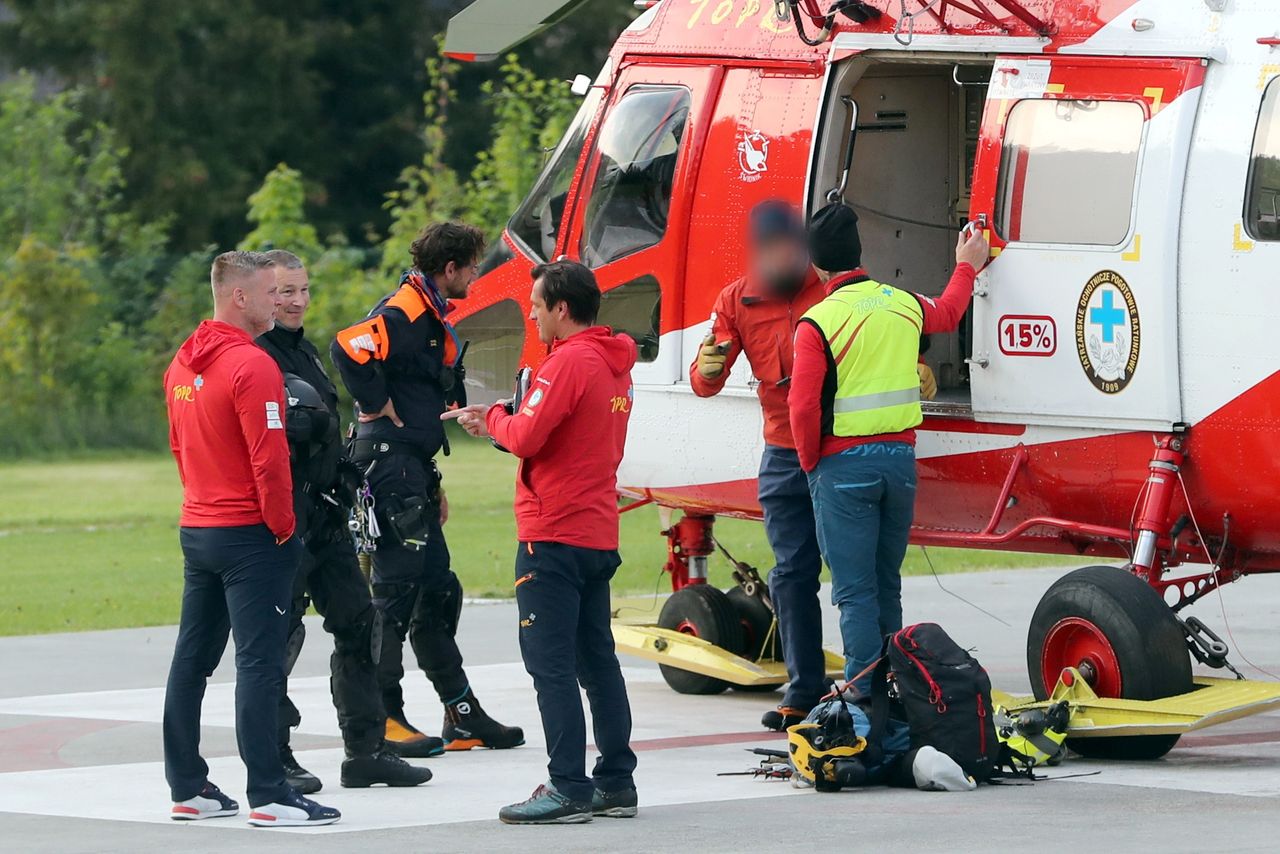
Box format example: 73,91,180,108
880,622,1001,784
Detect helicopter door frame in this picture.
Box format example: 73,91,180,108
967,56,1206,432
561,62,723,385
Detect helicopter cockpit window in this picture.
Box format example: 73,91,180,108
453,299,525,406
580,87,690,268
598,275,661,363
508,87,604,262
1245,77,1280,241
995,99,1143,246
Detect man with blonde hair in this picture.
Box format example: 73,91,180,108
163,250,340,827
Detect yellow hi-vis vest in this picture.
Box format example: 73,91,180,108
802,277,924,437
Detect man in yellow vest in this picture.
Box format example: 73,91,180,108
788,202,989,694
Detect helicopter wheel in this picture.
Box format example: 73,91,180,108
657,585,744,695
1027,565,1191,760
726,587,781,693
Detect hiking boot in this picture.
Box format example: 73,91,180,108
280,746,322,794
443,689,524,751
761,705,809,732
171,782,238,820
384,712,446,758
591,786,638,818
341,747,433,788
499,783,591,825
247,789,341,827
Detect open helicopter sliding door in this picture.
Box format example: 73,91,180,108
967,57,1205,431
562,64,719,385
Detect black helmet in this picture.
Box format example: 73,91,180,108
284,373,326,412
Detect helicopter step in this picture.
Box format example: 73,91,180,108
610,618,845,694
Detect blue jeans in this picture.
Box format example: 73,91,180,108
164,525,301,807
515,542,637,803
807,442,917,695
759,445,826,710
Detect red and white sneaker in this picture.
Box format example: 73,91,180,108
247,789,341,827
171,782,239,820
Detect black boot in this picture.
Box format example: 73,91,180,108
341,746,433,788
442,689,524,751
280,745,323,794
761,705,810,733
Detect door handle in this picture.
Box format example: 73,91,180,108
966,356,990,370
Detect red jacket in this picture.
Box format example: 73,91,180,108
486,327,637,550
790,264,978,472
688,268,824,448
165,320,296,540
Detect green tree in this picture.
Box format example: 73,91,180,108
382,45,467,275
0,74,171,454
238,163,322,259
465,55,577,240
0,75,126,255
382,46,579,272
0,1,444,249
0,0,634,250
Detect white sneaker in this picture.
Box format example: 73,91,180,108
247,789,341,827
171,783,239,820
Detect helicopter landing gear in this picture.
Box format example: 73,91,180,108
656,585,744,694
651,515,786,693
1027,565,1192,759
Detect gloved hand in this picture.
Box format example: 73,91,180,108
917,363,937,401
696,332,731,380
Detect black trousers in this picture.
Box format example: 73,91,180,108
367,453,469,715
278,519,385,756
515,541,637,803
163,525,299,808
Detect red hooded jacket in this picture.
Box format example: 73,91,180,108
165,320,296,540
486,327,637,551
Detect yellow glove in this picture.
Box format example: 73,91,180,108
697,332,731,380
917,363,937,401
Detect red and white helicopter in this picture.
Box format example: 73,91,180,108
444,0,1280,757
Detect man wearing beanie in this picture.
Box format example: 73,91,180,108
789,202,989,695
689,199,828,732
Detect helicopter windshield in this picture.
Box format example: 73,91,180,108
508,86,605,262
579,86,689,268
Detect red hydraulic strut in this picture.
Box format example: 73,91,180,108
663,514,715,591
1131,436,1188,582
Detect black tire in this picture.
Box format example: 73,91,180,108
1027,565,1191,760
726,587,782,693
657,585,745,695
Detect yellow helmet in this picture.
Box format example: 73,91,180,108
787,699,870,791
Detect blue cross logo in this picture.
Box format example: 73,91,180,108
1090,290,1126,344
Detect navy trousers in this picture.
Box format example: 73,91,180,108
808,442,917,696
759,445,827,710
515,542,637,803
163,525,300,807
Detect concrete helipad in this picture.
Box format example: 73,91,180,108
2,565,1278,853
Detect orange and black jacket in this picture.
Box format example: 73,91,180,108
330,270,464,458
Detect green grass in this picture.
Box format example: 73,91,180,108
0,433,1072,635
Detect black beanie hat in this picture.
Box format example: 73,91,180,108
807,202,862,272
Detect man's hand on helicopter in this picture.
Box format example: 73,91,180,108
696,332,732,379
442,404,490,438
917,362,937,401
955,226,991,270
